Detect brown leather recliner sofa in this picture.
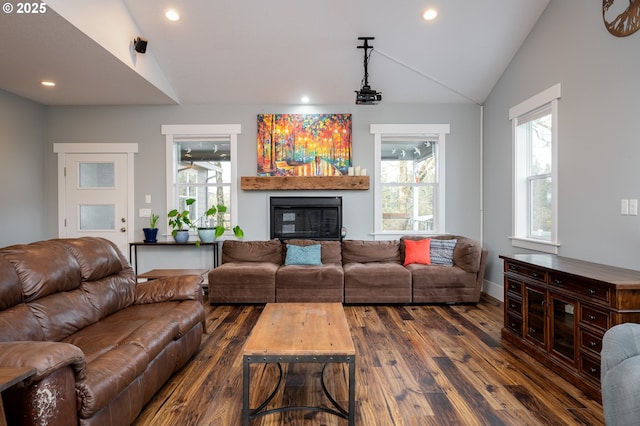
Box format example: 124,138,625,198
209,235,488,304
0,237,205,426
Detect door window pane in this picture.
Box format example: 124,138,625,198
79,204,115,230
79,162,115,188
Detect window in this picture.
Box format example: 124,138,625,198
371,124,450,238
509,84,561,253
162,125,241,236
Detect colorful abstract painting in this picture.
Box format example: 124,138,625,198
257,114,352,176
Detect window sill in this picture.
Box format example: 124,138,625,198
510,237,559,254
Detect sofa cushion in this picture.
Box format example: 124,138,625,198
28,289,100,342
60,237,126,281
408,264,477,288
0,304,45,341
284,239,342,264
209,262,278,303
221,239,282,264
76,344,149,418
1,240,82,302
284,243,322,265
430,239,456,266
0,256,21,311
343,262,411,303
80,274,136,320
452,236,483,273
276,263,344,302
342,240,401,264
403,238,431,266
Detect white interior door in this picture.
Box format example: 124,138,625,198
54,144,137,256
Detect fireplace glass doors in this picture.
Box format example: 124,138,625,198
270,197,342,241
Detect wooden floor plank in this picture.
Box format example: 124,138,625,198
135,296,604,425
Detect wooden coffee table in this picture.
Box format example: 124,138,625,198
242,303,356,425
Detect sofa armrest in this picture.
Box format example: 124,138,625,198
0,341,86,384
602,323,640,375
135,274,204,304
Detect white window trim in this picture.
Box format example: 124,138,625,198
509,84,561,254
161,124,241,238
370,124,450,240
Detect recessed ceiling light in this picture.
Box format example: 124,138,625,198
301,96,310,103
165,9,180,21
422,8,438,21
41,81,56,87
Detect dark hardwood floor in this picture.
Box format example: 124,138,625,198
133,296,604,425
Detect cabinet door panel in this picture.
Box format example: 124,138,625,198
525,286,546,346
551,296,576,362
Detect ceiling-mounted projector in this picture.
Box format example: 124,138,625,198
356,85,382,105
355,37,382,105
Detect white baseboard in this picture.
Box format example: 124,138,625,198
482,279,503,302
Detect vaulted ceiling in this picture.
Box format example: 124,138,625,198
0,0,550,106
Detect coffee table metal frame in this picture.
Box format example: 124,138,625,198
243,353,355,425
242,302,356,425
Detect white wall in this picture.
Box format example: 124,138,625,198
43,103,481,270
483,0,640,299
0,90,48,247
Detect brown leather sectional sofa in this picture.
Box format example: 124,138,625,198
0,237,205,426
209,235,488,304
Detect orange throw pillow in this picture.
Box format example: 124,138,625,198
403,238,431,265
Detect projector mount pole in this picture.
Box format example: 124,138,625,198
357,37,374,90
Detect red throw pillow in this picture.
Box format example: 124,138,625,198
403,238,431,266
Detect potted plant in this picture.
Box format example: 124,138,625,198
168,200,194,243
143,213,160,243
195,201,245,243
168,198,244,244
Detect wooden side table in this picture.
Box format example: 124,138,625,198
129,241,219,274
0,367,36,426
136,269,209,280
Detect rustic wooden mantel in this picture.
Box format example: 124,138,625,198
240,176,369,191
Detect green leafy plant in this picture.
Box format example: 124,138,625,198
168,198,244,240
149,213,159,229
167,198,195,237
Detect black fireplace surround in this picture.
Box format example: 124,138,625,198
270,196,343,241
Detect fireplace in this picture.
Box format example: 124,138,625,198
270,196,343,241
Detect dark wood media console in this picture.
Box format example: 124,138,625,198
500,253,640,402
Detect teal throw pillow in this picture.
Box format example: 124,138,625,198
285,244,322,266
430,239,457,266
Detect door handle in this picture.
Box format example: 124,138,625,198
121,218,126,223
120,227,126,232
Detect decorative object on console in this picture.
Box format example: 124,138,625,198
256,113,352,176
142,213,159,243
603,0,640,37
168,198,244,244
